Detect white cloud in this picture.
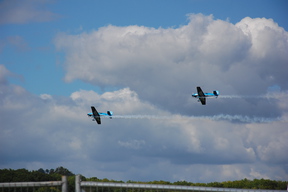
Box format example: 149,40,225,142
55,14,288,119
118,139,146,150
0,0,60,24
40,93,52,100
247,121,288,164
0,65,11,84
236,17,288,88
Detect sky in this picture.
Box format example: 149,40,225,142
0,0,288,183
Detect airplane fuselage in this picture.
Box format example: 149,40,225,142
87,111,113,118
192,92,218,98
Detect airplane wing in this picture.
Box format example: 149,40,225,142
199,97,206,105
197,87,206,105
197,87,205,98
91,106,101,124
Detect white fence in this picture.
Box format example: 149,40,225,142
75,175,286,192
0,175,67,192
1,175,286,192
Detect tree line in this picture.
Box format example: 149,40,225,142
0,167,287,190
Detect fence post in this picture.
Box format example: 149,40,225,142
62,176,68,192
75,175,81,192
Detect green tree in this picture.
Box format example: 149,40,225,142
35,187,61,192
54,166,74,176
37,168,45,174
173,180,192,186
208,182,223,188
49,169,55,174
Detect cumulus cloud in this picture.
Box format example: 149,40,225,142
236,17,288,89
1,65,288,182
0,65,11,84
0,0,60,24
54,14,288,118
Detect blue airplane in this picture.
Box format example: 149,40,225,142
192,86,219,105
87,106,113,124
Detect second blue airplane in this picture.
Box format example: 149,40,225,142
192,86,219,105
87,106,113,124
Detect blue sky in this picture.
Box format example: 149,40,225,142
1,0,288,183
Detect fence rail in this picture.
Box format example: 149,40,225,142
76,176,286,192
0,176,67,192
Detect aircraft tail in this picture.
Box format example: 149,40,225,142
107,111,113,119
213,90,219,97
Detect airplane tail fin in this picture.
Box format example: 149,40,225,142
107,111,113,119
213,90,219,97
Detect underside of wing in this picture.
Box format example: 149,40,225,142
199,97,206,105
95,116,101,124
91,106,101,124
